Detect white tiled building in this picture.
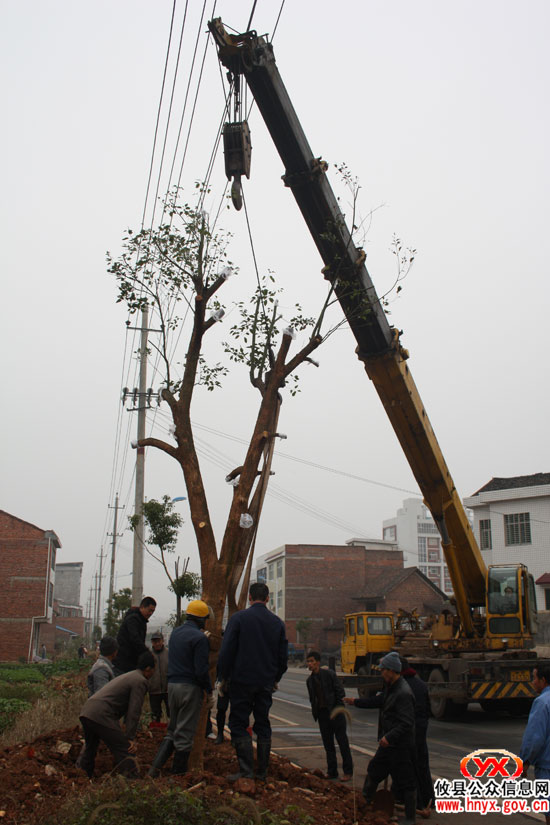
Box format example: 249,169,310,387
255,546,286,617
382,498,454,594
463,473,550,610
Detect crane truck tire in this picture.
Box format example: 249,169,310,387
428,667,467,719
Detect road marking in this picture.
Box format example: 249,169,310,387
270,712,299,726
350,743,376,757
274,695,311,709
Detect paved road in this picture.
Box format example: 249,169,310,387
268,668,545,824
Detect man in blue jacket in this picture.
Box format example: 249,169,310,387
148,600,213,776
520,664,550,824
217,582,288,781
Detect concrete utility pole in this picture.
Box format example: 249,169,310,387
108,493,124,604
132,307,148,605
95,547,107,631
93,573,98,631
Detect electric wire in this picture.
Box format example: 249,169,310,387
97,0,184,598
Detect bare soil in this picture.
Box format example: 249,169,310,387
0,725,391,825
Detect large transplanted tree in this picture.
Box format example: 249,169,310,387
108,190,334,641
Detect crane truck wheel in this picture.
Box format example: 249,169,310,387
428,668,447,719
427,668,467,719
357,666,379,699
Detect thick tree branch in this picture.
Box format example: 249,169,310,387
138,437,178,459
283,335,322,377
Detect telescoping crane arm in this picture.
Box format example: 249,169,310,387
208,19,486,636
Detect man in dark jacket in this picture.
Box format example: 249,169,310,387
344,651,417,825
112,596,156,675
78,650,155,777
217,582,288,781
148,600,213,777
306,650,353,781
399,657,433,816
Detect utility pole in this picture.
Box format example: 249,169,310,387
96,547,107,632
93,573,98,632
107,493,124,604
132,307,148,605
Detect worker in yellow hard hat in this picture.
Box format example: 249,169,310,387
148,598,214,777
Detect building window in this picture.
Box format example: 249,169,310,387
48,582,54,608
428,567,441,584
50,547,56,571
545,590,550,611
504,513,531,546
428,539,440,562
383,525,396,541
418,522,439,535
418,537,427,563
480,519,492,550
257,567,267,583
444,578,453,593
268,563,275,580
277,590,283,610
276,559,283,578
420,565,428,575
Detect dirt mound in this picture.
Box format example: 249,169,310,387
0,726,389,825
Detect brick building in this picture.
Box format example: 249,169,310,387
254,541,447,653
0,510,61,662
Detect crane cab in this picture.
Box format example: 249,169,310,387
486,564,538,648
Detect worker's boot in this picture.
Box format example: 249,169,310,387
148,738,174,777
398,789,417,825
255,739,271,781
171,749,190,775
228,738,254,780
362,775,378,805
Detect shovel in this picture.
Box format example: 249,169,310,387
372,777,394,818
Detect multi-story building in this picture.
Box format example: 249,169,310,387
463,473,550,609
54,562,83,606
382,498,454,594
254,539,447,652
0,510,61,661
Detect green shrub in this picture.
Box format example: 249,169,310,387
45,781,298,825
0,681,43,703
35,658,86,678
0,666,45,684
0,697,32,733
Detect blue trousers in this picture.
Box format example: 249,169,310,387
229,682,273,741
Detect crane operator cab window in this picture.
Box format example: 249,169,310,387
367,616,393,635
488,567,521,634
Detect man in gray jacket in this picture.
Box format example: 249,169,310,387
78,650,155,777
87,636,118,696
149,632,169,722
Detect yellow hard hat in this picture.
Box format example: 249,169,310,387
186,599,210,618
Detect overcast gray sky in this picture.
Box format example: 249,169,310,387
2,1,548,624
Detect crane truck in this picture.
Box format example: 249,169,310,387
208,18,545,718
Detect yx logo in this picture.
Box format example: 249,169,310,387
460,749,523,780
